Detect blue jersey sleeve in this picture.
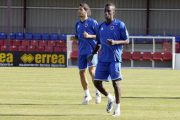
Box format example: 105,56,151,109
95,25,100,43
119,22,129,40
75,21,79,39
92,20,98,33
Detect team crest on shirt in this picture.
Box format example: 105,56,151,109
91,61,94,63
116,72,119,75
85,24,88,27
110,26,114,30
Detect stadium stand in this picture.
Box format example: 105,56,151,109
45,46,53,52
132,51,141,60
146,34,153,42
1,45,7,51
71,51,78,59
163,52,172,61
19,46,26,51
122,51,131,60
50,33,58,40
25,33,33,40
0,32,7,39
33,33,41,40
16,32,24,39
30,40,38,46
162,42,171,49
10,32,16,39
4,39,12,45
136,34,145,42
0,39,3,46
13,39,21,46
63,47,67,52
142,52,152,60
54,46,62,52
153,52,162,61
39,40,47,46
22,40,30,46
27,46,35,51
42,33,50,40
59,33,67,40
36,46,44,52
56,40,65,47
155,34,163,42
10,45,17,51
48,40,56,47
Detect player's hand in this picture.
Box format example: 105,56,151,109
83,31,89,38
107,39,116,45
70,36,75,41
88,54,94,64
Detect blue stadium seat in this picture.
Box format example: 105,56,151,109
25,33,32,40
136,34,145,42
42,33,50,40
155,34,163,42
165,34,173,42
50,33,58,40
33,33,41,40
59,33,67,40
10,32,15,39
129,34,136,42
16,32,24,39
0,32,7,39
146,34,153,42
174,35,180,42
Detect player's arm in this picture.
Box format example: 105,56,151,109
83,31,96,39
88,42,100,63
107,39,129,45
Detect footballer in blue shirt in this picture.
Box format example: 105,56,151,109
88,3,129,116
70,3,101,105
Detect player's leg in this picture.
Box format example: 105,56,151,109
78,55,92,105
87,53,101,103
110,61,122,116
94,62,115,112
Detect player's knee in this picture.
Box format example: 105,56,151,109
94,80,101,88
112,80,119,90
79,70,86,77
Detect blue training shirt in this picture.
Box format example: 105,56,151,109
75,18,98,55
96,19,129,62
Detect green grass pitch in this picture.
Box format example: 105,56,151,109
0,67,180,120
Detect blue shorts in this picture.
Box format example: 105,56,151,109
78,53,98,70
94,61,122,82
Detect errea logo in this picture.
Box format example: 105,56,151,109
21,54,34,63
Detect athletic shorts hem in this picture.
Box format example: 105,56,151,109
111,77,122,81
94,79,110,82
79,67,88,71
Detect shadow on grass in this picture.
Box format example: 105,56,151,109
122,97,180,99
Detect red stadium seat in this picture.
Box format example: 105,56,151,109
48,40,56,47
30,40,39,46
10,45,17,51
56,40,65,47
13,39,21,46
132,51,141,60
122,52,131,60
22,40,30,46
36,46,44,52
1,45,7,51
163,52,172,61
54,47,62,52
63,47,67,52
4,39,12,45
163,42,171,49
19,46,26,51
39,40,47,46
142,52,152,60
0,39,3,46
153,52,162,61
161,48,170,53
71,51,78,59
45,46,53,52
27,45,35,51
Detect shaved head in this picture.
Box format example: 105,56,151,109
105,3,115,11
